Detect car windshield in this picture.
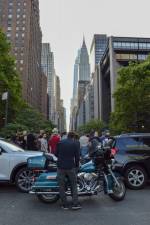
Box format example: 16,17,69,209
0,140,24,152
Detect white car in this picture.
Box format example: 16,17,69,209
0,139,43,192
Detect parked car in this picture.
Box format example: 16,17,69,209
111,133,150,190
0,139,43,192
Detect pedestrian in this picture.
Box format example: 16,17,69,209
36,134,42,151
27,132,37,150
61,131,67,140
74,133,80,149
101,130,111,146
55,131,81,210
40,133,48,153
79,133,89,159
48,128,61,155
89,131,101,157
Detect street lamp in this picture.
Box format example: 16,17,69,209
2,91,9,127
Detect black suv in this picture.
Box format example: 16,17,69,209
111,133,150,190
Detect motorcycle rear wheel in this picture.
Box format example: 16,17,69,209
37,194,59,204
109,178,126,201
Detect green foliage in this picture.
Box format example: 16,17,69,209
0,29,23,126
0,123,28,138
15,106,54,132
78,119,106,134
0,105,54,138
110,57,150,134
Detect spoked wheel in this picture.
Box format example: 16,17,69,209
125,165,147,190
109,178,126,201
15,167,34,192
37,194,59,204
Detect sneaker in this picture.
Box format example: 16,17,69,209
72,204,82,210
61,204,69,210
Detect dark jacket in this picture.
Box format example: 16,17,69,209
55,138,80,170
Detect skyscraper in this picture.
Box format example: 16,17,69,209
70,38,91,130
78,38,90,81
72,49,80,105
0,0,42,110
89,34,108,119
90,34,108,73
41,43,55,121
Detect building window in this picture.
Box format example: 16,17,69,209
6,33,11,37
20,60,24,64
138,54,148,60
114,42,138,49
139,43,147,49
8,8,13,13
8,14,12,18
116,53,137,60
7,27,12,31
147,43,150,49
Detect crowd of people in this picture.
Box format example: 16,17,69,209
10,128,111,158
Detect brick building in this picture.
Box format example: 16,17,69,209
0,0,43,111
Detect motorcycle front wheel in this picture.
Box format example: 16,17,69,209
109,178,126,201
37,194,59,204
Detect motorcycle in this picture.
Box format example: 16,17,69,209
28,145,126,203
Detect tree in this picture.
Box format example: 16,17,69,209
0,29,23,127
78,119,106,134
0,105,54,138
110,57,150,134
15,106,54,132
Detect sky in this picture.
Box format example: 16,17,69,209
39,0,150,129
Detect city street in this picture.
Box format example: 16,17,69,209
0,184,150,225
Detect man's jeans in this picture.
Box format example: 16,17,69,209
57,168,78,205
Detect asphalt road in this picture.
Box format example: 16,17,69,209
0,184,150,225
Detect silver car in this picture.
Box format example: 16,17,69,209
0,140,43,192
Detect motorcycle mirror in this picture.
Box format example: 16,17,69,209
0,147,3,155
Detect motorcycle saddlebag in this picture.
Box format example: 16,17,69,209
27,155,47,169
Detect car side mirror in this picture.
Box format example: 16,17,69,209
0,147,2,155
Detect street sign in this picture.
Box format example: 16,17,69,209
2,92,8,100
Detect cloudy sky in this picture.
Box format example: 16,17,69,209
39,0,150,128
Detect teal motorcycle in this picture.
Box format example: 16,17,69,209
28,145,126,203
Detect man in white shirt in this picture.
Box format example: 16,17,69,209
40,134,48,153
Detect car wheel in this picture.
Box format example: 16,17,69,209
15,167,34,193
125,165,147,190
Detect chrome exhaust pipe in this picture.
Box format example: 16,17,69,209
29,191,97,195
